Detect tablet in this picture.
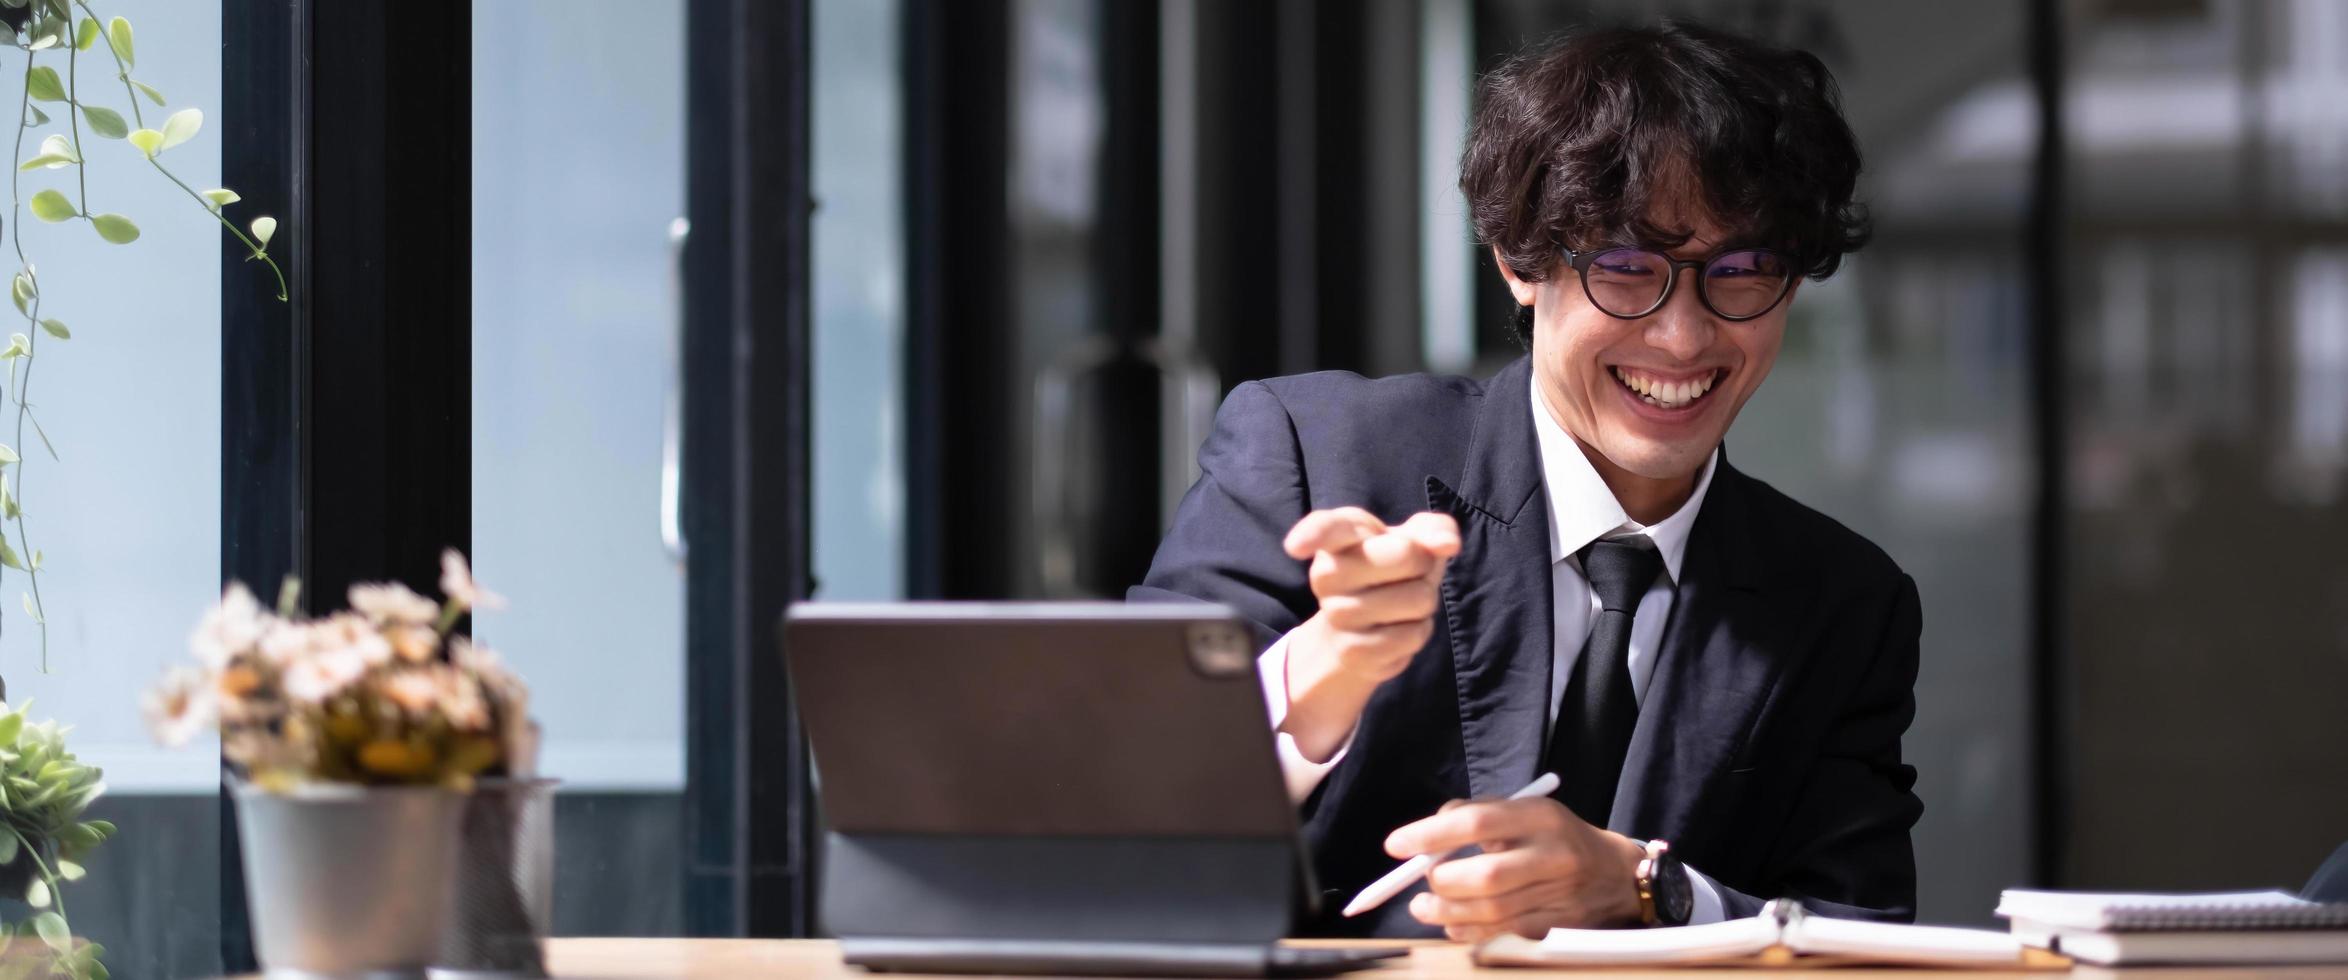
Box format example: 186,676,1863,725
784,602,1399,977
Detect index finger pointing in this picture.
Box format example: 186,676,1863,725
1283,507,1390,560
1395,511,1462,561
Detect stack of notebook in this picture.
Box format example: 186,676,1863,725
1997,889,2348,966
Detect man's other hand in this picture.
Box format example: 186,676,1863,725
1384,795,1647,941
1277,508,1460,762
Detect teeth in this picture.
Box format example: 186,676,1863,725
1612,367,1718,409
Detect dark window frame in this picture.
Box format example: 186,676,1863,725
221,0,819,968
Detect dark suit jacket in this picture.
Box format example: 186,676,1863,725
1131,356,1924,936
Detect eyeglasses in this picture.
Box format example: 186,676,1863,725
1563,246,1796,322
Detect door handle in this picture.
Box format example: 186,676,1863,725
661,216,690,565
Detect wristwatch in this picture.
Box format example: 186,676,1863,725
1634,839,1693,927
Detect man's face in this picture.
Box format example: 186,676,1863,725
1507,212,1792,487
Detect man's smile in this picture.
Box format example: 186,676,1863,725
1608,365,1729,413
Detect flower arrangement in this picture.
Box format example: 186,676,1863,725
145,551,537,790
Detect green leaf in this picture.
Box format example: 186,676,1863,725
28,190,75,223
20,594,38,624
160,107,200,149
79,105,126,140
26,104,47,127
104,15,130,67
0,713,17,747
0,541,24,572
52,825,90,854
27,13,63,51
126,128,161,159
23,66,64,103
201,188,239,212
55,859,81,882
7,275,28,316
72,15,93,51
0,445,20,464
251,216,277,249
89,213,136,244
31,133,77,168
0,833,16,866
26,877,48,909
37,319,64,340
83,821,112,839
130,79,162,106
30,911,64,952
15,155,69,172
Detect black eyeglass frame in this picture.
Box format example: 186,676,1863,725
1563,246,1798,323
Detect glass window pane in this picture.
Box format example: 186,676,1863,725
1,0,225,975
813,0,907,602
472,0,688,936
2062,0,2348,892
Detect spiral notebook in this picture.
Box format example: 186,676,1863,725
1996,889,2348,932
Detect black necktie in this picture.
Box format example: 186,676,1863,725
1545,537,1664,826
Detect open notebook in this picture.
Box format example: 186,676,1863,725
1475,901,2069,970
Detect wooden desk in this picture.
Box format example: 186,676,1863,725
519,939,2348,980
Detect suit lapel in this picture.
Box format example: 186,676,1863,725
1611,456,1805,844
1425,357,1553,802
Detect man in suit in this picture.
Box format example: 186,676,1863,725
1132,23,1922,939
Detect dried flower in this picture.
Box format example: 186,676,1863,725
442,671,492,732
386,624,438,664
257,620,312,665
143,666,216,748
282,648,368,703
161,553,537,789
379,668,442,717
312,612,394,667
348,582,440,628
439,549,505,612
190,583,271,669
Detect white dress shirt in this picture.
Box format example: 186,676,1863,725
1256,374,1728,924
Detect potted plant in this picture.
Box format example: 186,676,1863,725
145,551,540,980
0,700,112,980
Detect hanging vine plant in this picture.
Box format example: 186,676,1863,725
0,0,286,675
0,0,290,976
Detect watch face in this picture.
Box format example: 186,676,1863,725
1655,852,1694,925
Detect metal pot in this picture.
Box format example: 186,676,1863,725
233,781,467,980
432,778,557,979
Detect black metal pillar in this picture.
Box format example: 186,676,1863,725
682,0,818,938
220,0,474,970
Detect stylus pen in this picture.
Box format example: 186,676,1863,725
1339,771,1562,918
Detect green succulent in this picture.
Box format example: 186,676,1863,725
0,701,110,980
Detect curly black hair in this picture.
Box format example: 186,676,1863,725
1459,21,1869,344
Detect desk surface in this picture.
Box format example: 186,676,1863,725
506,938,2347,980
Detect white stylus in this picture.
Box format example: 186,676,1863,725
1339,771,1562,918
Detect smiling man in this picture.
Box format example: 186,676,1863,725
1132,23,1922,939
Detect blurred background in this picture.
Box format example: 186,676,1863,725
12,0,2344,975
